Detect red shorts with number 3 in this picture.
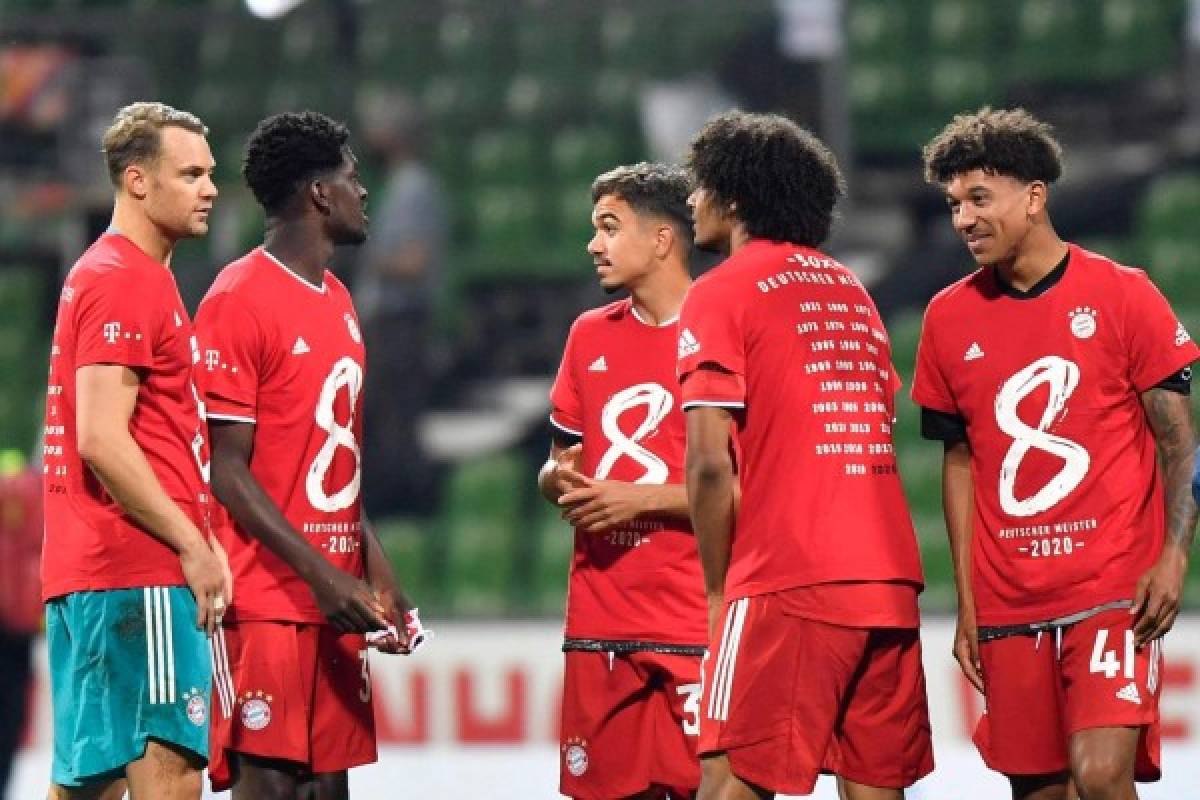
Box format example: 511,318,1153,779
207,621,377,791
975,608,1163,780
559,649,703,799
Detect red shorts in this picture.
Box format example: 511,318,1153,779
699,592,933,795
975,608,1163,780
559,649,703,799
208,621,377,791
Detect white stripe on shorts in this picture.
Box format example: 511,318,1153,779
1148,639,1161,694
144,588,157,705
210,626,235,719
708,598,748,722
707,600,739,720
153,587,168,704
161,587,176,703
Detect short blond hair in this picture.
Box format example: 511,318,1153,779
101,101,208,187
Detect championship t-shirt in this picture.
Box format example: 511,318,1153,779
550,299,707,646
677,240,924,611
912,243,1200,626
196,248,366,624
42,232,210,600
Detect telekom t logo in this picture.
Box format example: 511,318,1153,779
205,349,221,370
103,322,121,343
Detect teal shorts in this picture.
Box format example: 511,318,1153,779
46,586,212,787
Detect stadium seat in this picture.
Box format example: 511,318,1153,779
1011,0,1096,84
468,184,542,263
847,0,923,61
441,453,521,615
1136,173,1200,304
0,270,45,451
1093,0,1181,78
468,129,539,184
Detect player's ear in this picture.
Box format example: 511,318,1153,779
1026,181,1048,216
123,163,149,200
309,179,331,215
655,222,674,259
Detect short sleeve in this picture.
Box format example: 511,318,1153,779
73,271,160,369
1122,271,1200,392
910,308,957,414
194,292,264,423
549,320,583,438
677,279,747,410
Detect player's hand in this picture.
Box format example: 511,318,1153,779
954,608,984,695
549,444,583,496
311,564,388,634
557,470,643,532
179,536,229,636
208,533,234,607
368,608,431,655
1131,544,1189,647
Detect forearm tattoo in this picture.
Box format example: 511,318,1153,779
1143,387,1200,552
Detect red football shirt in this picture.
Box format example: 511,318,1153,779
677,240,924,611
196,248,366,624
550,299,707,645
912,244,1200,626
42,232,210,600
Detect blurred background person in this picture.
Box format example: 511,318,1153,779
354,88,447,518
0,450,41,800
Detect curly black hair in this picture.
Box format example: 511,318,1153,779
591,162,693,245
686,111,845,247
923,107,1063,185
242,111,350,214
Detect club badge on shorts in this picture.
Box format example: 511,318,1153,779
238,690,274,731
183,687,207,726
562,736,589,777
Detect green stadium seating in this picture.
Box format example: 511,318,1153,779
1093,0,1180,78
1011,0,1097,84
441,453,521,615
0,269,46,452
1135,172,1200,305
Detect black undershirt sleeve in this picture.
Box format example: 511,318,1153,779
550,422,583,449
1153,365,1192,396
920,406,967,444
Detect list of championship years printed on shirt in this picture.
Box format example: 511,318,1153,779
761,252,897,478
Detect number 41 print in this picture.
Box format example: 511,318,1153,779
1089,628,1135,680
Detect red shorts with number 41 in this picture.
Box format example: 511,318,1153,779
207,621,377,791
975,607,1163,780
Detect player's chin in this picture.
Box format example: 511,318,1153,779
597,274,625,294
184,220,210,237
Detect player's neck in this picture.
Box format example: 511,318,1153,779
727,223,752,255
630,266,691,325
998,227,1067,292
263,220,331,286
109,201,175,267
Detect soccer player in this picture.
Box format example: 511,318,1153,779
540,163,707,799
41,101,231,800
913,107,1200,800
196,112,423,799
679,111,932,800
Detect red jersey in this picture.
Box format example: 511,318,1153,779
196,248,366,624
677,240,924,608
550,299,706,645
912,244,1200,626
42,233,210,600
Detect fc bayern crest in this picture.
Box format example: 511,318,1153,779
240,692,273,731
185,690,207,726
344,312,362,344
563,737,589,777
